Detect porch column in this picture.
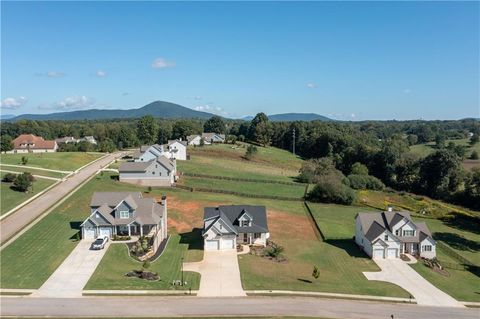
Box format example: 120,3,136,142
128,225,131,236
140,225,143,237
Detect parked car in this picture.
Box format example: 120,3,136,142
91,236,109,250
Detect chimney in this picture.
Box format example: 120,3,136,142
387,206,393,212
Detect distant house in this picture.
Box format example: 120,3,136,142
202,205,270,250
134,144,164,162
10,134,58,153
355,209,436,259
187,134,203,146
80,192,168,243
134,140,187,161
166,140,187,160
202,133,225,144
78,136,97,145
119,155,176,186
55,136,77,144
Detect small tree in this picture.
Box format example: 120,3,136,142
470,150,479,160
2,173,17,183
21,156,28,165
13,173,32,192
312,266,320,279
244,144,258,160
199,138,205,147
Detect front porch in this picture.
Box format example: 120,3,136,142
115,223,158,237
400,242,419,256
236,232,266,247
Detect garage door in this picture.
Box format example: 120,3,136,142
222,238,235,250
205,240,219,250
83,228,95,240
387,248,398,258
373,249,384,259
99,227,111,238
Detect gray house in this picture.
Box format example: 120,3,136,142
203,205,270,250
355,209,436,259
202,133,225,144
119,155,176,186
80,192,168,242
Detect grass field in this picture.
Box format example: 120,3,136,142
178,176,307,199
0,172,56,216
84,235,200,290
0,165,67,179
0,152,104,171
179,143,302,183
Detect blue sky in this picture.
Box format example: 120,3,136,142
1,1,479,120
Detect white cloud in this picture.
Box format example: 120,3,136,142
306,83,317,88
1,96,27,109
96,70,107,77
194,104,228,116
35,71,66,78
151,57,175,69
39,96,95,110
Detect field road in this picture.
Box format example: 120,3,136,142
1,296,479,318
0,151,126,245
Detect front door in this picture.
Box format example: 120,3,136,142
243,233,248,244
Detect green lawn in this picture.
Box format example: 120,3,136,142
0,172,56,216
410,247,480,302
0,152,104,171
0,165,67,179
85,235,200,290
179,176,306,199
409,138,480,159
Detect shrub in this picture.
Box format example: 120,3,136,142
312,266,320,279
12,173,32,192
21,156,28,165
470,150,479,160
347,174,385,190
307,176,356,205
264,241,284,258
244,144,258,160
2,173,17,183
350,162,369,175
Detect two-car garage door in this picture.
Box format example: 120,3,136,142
205,238,235,250
373,248,398,259
205,240,220,250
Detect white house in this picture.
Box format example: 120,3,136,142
134,140,187,162
202,205,269,250
186,135,203,146
119,155,176,186
166,140,187,160
355,209,436,259
135,144,164,162
202,133,225,144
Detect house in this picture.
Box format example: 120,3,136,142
166,140,187,160
55,136,77,144
202,205,270,250
202,133,225,144
80,192,168,243
134,144,164,162
187,134,203,146
78,136,97,145
119,155,176,186
355,209,436,259
10,134,58,153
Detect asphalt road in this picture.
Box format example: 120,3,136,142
1,296,478,318
0,152,126,244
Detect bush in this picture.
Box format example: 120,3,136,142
264,241,284,258
12,173,32,192
350,162,369,175
2,173,17,183
21,156,28,165
470,150,479,160
244,144,258,160
307,176,356,205
347,174,385,190
312,266,320,279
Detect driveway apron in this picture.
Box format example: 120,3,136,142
183,250,246,297
32,240,108,298
364,258,464,307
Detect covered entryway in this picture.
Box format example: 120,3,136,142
373,249,384,259
387,248,398,258
205,240,220,250
83,228,95,240
99,227,112,238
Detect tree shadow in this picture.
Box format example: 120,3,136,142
440,212,480,235
297,278,312,283
324,239,370,259
179,228,204,252
110,175,119,181
69,221,82,241
433,232,480,252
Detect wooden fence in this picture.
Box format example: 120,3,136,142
181,172,301,186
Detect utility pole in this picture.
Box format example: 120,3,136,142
292,128,296,156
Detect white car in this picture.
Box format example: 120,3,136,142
91,236,109,250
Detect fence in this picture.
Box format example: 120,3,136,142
174,184,304,201
181,172,302,186
303,201,325,241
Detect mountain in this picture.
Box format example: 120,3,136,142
8,101,216,121
242,113,331,122
0,114,16,120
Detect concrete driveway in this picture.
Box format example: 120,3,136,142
364,258,464,307
32,240,109,298
183,250,246,297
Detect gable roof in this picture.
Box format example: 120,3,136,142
13,134,57,150
90,192,143,207
202,133,225,140
186,135,201,143
204,205,269,234
168,140,187,147
119,156,174,173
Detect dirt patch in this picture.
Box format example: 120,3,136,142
268,209,317,241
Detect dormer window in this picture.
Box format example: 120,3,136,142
96,213,100,218
403,230,415,236
241,220,250,227
384,234,388,241
120,211,129,219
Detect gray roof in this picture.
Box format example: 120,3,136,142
202,133,225,140
87,192,165,226
204,205,269,234
356,211,433,243
119,161,153,172
168,140,187,147
156,156,175,172
186,135,200,142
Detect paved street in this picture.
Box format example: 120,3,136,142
32,240,109,298
1,296,479,318
364,258,464,307
183,250,246,297
0,151,126,245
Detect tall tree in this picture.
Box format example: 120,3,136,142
203,116,225,134
136,115,159,144
248,113,272,146
0,134,13,152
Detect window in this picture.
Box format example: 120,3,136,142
254,233,261,239
395,230,399,236
403,230,414,236
119,211,129,219
423,245,432,252
152,171,155,175
241,220,249,227
384,234,388,241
